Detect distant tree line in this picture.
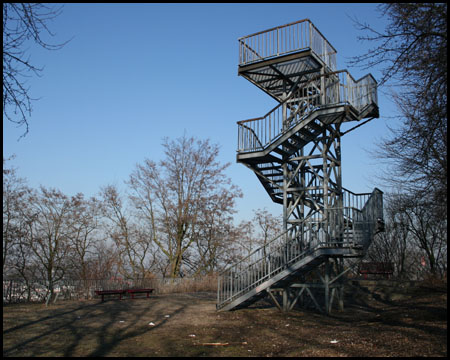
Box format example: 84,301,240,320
3,135,283,299
4,134,446,296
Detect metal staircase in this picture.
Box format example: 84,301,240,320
217,19,383,313
217,188,383,311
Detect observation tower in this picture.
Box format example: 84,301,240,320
217,19,384,314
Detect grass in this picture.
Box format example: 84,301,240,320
3,282,447,357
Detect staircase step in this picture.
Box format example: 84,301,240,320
262,172,283,178
297,128,315,140
257,164,282,171
282,140,300,151
290,134,304,145
305,121,323,132
272,147,289,157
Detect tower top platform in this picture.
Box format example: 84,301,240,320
238,19,338,102
237,19,378,120
238,19,337,70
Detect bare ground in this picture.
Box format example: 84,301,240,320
3,281,447,357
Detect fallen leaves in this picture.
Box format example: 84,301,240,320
195,341,248,346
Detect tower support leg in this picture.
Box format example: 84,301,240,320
325,257,330,314
282,287,290,311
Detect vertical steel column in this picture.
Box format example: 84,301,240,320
324,257,330,314
337,258,344,311
320,66,326,105
322,127,329,245
282,287,289,311
336,125,343,244
300,146,305,251
282,91,289,251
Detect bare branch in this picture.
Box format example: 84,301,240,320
3,3,71,138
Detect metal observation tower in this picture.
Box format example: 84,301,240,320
217,19,384,314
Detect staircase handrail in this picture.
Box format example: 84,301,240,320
218,187,373,278
217,227,318,307
218,226,293,276
361,187,383,219
217,187,383,308
237,70,378,152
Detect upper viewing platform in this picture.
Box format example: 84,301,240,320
238,19,338,101
239,18,337,69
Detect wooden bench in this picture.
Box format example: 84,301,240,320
95,289,126,302
95,288,155,302
127,288,154,299
359,262,394,279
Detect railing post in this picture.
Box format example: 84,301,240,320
9,280,12,303
238,40,241,65
230,272,233,299
321,67,325,105
277,27,279,56
217,276,220,305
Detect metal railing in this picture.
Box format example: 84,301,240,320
3,275,220,304
2,278,158,304
237,70,378,152
338,72,378,113
217,188,383,309
239,19,337,71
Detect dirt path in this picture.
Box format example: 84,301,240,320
3,286,447,357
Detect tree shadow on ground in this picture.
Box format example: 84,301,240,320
3,301,102,356
3,301,99,336
3,295,190,357
86,299,188,357
237,280,447,355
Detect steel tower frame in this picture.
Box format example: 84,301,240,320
217,19,383,314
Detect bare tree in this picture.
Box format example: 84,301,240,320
23,186,73,299
66,194,101,280
3,3,69,137
231,209,282,262
3,158,46,300
252,208,282,248
186,189,241,276
3,156,30,274
349,3,446,86
373,192,447,279
349,3,447,214
88,239,121,280
396,194,447,277
128,135,242,278
234,220,257,258
367,192,420,279
100,184,154,279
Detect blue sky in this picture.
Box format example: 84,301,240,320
3,3,395,222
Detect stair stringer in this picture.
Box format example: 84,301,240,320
236,104,351,164
217,245,363,312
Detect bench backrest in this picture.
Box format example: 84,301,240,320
359,262,394,274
